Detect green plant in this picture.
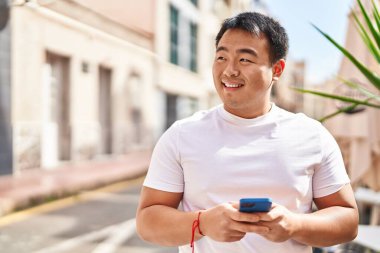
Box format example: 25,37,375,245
293,0,380,122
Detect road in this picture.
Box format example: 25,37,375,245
0,177,178,253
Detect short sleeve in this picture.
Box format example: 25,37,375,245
143,122,184,192
312,125,350,198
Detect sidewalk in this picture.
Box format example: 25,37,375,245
0,150,151,217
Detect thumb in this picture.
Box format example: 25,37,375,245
229,201,239,210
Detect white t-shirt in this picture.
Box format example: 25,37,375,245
144,104,350,253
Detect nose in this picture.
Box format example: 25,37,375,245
223,60,240,77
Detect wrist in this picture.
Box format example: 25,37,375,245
197,211,205,237
290,213,304,239
190,211,205,250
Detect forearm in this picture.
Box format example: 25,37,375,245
136,204,202,246
293,206,358,247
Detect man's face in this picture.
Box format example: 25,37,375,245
212,28,279,118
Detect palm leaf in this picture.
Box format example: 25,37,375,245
292,87,380,109
337,77,380,102
353,11,380,63
312,24,380,91
319,103,361,122
357,0,380,48
299,0,380,121
371,0,380,33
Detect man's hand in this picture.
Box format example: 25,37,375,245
200,202,270,242
255,203,300,242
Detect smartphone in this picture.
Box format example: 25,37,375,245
239,198,272,213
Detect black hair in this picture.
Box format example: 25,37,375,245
215,12,289,65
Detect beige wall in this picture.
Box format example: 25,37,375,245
11,2,156,172
272,59,306,113
73,0,155,36
303,79,334,120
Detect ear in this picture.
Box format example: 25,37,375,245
272,59,286,81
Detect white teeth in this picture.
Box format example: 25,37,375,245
224,83,242,88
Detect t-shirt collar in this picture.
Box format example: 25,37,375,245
218,103,278,126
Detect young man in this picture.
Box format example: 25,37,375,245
136,12,358,253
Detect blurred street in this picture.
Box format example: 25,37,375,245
0,177,177,253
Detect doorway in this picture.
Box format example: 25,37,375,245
42,52,71,167
98,66,113,154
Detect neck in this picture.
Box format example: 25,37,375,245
224,102,272,119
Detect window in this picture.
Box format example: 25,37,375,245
166,94,178,129
165,93,199,129
190,0,198,7
169,5,198,73
190,22,197,72
170,5,179,65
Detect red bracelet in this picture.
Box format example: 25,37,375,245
190,211,204,253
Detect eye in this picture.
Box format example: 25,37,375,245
216,56,226,61
240,58,252,63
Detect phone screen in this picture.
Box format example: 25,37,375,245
239,198,272,212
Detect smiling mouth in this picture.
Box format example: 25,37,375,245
222,82,244,88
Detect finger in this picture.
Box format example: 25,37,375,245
230,211,260,223
229,230,246,237
257,212,276,221
230,201,239,209
226,235,246,242
231,220,270,234
247,224,270,234
257,205,281,221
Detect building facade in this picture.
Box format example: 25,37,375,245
11,0,157,172
8,0,256,174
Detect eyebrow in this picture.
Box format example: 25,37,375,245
239,48,258,57
216,46,258,57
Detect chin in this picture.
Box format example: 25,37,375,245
224,100,242,109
